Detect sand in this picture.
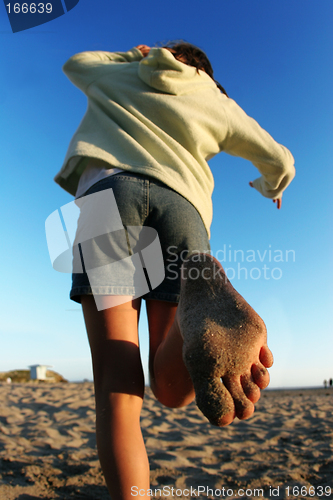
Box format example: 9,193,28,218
0,383,332,499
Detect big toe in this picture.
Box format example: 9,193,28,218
194,378,236,427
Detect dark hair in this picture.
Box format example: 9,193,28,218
162,41,228,97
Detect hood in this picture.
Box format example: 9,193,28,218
138,47,216,96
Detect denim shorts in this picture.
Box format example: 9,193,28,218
70,172,210,304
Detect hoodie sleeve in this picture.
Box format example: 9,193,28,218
221,97,295,199
62,47,143,92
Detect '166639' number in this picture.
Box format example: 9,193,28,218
6,3,53,13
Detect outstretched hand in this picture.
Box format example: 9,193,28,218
249,181,282,209
136,45,151,57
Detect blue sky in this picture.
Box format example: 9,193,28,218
1,0,332,387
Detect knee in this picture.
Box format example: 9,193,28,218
93,361,145,401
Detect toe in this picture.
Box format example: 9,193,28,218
251,363,270,389
194,378,236,427
241,375,261,404
259,345,274,368
218,410,236,427
223,377,254,420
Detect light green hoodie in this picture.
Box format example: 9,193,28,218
55,47,295,236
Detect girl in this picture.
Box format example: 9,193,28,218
55,42,295,499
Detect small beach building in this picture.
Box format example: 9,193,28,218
29,365,52,381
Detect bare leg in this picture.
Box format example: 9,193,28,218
81,295,150,500
178,254,274,427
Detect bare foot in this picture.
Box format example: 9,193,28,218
176,253,273,427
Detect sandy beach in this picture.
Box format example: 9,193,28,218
0,383,332,499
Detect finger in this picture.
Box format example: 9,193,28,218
136,45,150,56
273,198,282,209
